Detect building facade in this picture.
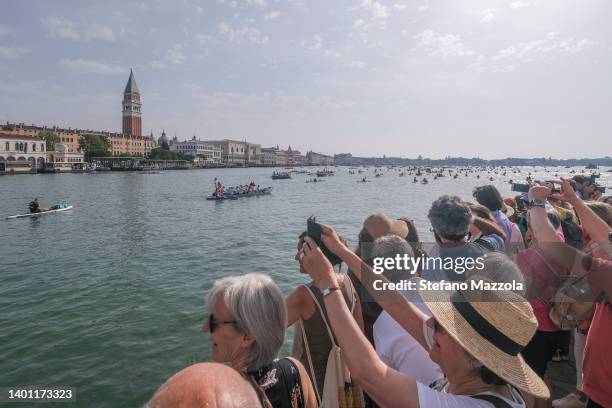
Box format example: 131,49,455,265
207,140,262,165
122,70,142,137
0,123,81,153
46,143,85,171
285,146,306,166
170,136,222,164
0,133,47,173
306,151,334,166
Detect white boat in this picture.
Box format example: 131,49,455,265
7,205,73,219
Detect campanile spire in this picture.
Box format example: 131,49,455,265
122,69,142,136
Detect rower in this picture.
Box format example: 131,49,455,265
29,198,40,213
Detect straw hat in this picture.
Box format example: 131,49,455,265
502,201,515,218
420,278,550,399
363,213,409,240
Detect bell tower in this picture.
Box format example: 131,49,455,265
122,69,142,136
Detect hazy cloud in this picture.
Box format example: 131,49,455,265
0,46,30,59
42,16,80,40
0,25,13,36
42,16,117,42
264,10,280,20
60,58,126,75
347,60,366,68
509,1,530,9
415,29,474,57
480,9,495,23
165,44,186,64
218,22,269,44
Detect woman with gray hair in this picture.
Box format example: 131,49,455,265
203,273,317,408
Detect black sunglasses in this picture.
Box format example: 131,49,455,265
208,313,238,333
433,319,445,334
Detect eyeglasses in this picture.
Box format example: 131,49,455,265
207,313,238,333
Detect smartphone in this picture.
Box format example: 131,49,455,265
545,181,561,193
307,216,342,265
511,183,530,193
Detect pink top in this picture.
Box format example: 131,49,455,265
583,254,612,407
515,246,565,332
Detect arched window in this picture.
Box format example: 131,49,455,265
5,142,9,151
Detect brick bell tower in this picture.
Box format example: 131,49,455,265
122,69,142,136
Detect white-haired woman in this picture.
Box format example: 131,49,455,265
299,224,550,408
203,273,317,408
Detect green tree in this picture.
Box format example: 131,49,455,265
38,131,59,151
149,147,193,161
79,135,111,161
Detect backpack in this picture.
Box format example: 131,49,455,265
298,284,364,408
532,249,593,330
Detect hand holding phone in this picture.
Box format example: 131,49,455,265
307,216,342,266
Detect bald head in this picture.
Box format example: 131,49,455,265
147,363,262,408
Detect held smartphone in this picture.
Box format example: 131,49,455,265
511,183,530,193
307,216,342,265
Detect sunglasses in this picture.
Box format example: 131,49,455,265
433,319,445,334
207,313,238,333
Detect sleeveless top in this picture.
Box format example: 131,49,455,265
297,276,356,398
247,357,305,408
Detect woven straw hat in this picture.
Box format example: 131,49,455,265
363,212,409,240
420,278,550,399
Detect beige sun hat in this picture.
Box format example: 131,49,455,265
420,277,550,399
363,212,409,240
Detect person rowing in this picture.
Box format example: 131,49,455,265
29,198,49,213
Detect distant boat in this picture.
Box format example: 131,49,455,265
207,187,273,201
272,172,291,179
316,169,334,177
7,204,73,219
586,164,598,169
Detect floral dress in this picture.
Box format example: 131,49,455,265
247,358,305,408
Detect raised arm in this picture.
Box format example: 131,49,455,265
300,238,420,408
318,225,429,350
555,178,612,244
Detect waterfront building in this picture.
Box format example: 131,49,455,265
79,131,152,157
285,146,306,166
261,146,289,166
0,122,81,153
169,136,222,164
206,139,262,165
306,151,334,166
46,143,86,171
122,69,142,137
0,132,47,173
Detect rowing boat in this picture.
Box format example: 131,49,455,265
207,188,273,201
7,205,73,219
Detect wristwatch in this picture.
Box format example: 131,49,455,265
322,286,340,297
529,199,546,208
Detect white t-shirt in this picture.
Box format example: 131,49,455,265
417,382,526,408
373,279,442,386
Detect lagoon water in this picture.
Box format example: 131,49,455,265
1,166,609,407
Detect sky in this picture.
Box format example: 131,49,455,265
0,0,610,159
